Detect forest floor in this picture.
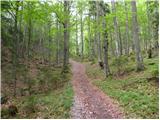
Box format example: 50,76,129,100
85,56,159,119
1,45,158,119
1,46,73,119
70,60,124,119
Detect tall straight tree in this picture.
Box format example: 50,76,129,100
96,1,102,63
146,0,153,49
12,1,19,97
109,29,115,56
102,2,110,77
56,18,60,65
27,2,32,95
80,2,84,60
124,2,130,55
63,0,70,70
111,0,122,56
75,12,79,56
131,0,144,71
87,10,91,59
88,1,96,59
48,21,52,65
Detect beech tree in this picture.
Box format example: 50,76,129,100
63,1,70,70
131,0,144,71
111,0,121,56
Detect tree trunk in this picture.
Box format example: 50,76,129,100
56,19,60,65
131,0,144,71
80,8,84,60
109,30,115,56
146,0,152,49
94,12,97,58
76,13,79,56
88,13,92,59
12,1,19,97
18,1,23,58
118,26,123,55
103,19,110,77
111,0,121,56
27,2,32,95
48,22,51,65
63,1,70,70
96,1,102,62
124,2,130,55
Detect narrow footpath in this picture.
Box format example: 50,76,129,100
70,60,124,119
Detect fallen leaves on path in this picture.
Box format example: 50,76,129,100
70,60,124,119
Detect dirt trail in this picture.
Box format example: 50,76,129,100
70,60,124,119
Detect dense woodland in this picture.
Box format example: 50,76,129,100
1,0,159,119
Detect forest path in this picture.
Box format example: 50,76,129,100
70,60,124,119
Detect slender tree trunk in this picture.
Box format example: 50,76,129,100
109,30,115,56
80,8,84,60
131,0,144,71
27,2,32,95
63,1,70,70
67,19,70,64
56,19,59,65
60,23,63,63
124,2,130,55
146,0,152,49
111,0,121,56
18,1,23,58
94,13,97,58
21,24,27,58
96,1,102,62
103,18,110,77
13,1,19,97
48,22,51,65
76,13,79,56
88,14,92,59
118,26,123,55
144,23,148,51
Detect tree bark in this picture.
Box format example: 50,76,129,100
111,0,121,56
12,1,19,97
88,13,92,59
26,2,32,95
56,19,60,65
48,22,51,65
118,26,123,55
146,0,152,49
124,2,130,55
109,30,115,56
63,1,70,70
80,6,84,60
96,1,102,62
103,20,110,77
131,0,144,71
76,13,79,56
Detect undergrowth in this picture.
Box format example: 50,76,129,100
86,56,158,119
10,82,73,119
1,55,74,119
